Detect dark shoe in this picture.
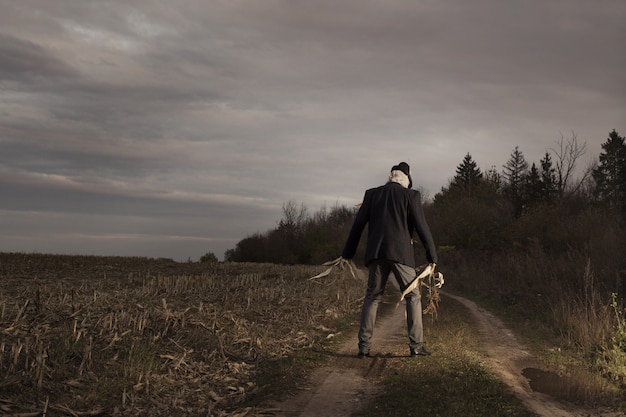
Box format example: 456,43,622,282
357,351,370,359
410,346,431,356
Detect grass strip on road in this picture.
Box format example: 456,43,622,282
353,294,536,417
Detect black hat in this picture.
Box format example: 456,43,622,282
391,162,412,189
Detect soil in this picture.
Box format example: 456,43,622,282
258,292,624,417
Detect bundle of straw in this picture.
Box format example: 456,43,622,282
309,257,361,280
397,264,445,318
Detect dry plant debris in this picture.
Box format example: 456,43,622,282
399,264,444,319
309,257,361,281
0,253,365,416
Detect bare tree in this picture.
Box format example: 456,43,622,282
281,200,308,230
550,131,591,196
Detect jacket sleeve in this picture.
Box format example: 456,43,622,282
409,191,438,264
341,190,371,259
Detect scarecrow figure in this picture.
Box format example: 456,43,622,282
340,162,440,358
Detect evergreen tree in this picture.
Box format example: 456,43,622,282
485,165,502,193
450,153,483,196
432,155,510,250
593,129,626,213
502,146,529,216
539,152,558,203
525,163,543,207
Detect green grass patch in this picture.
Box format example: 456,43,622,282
356,361,533,417
354,294,535,417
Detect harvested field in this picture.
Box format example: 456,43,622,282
0,253,365,416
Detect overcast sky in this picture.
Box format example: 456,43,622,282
1,1,624,261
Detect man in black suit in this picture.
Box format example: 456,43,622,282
341,162,438,357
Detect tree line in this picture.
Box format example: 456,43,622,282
222,130,625,264
223,202,356,264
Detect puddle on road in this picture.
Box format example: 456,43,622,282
522,367,586,402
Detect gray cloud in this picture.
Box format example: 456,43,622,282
0,33,77,81
0,0,624,260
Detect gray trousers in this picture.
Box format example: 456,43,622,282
358,259,423,352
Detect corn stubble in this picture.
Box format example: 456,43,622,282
0,254,365,416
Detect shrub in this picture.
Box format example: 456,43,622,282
200,252,219,264
595,293,626,387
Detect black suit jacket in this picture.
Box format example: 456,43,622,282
341,182,438,267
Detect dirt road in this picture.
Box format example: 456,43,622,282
444,292,622,417
260,292,623,417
